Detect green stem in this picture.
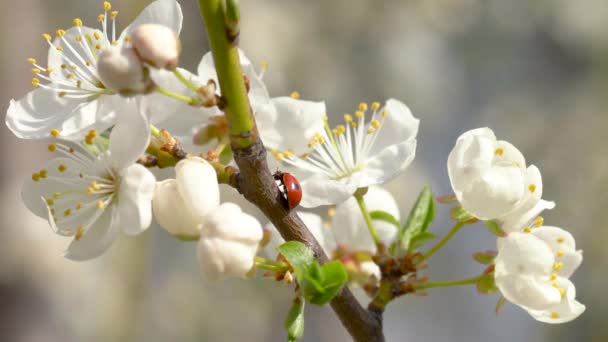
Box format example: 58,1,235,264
198,0,255,148
354,192,382,248
421,221,466,261
254,256,290,273
150,125,160,138
155,86,200,105
173,68,201,93
416,275,482,290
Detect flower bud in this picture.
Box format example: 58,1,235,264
131,24,180,70
97,45,150,96
196,202,263,280
152,157,220,237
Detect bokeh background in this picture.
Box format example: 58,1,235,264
0,0,605,341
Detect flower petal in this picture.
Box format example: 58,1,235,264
258,97,326,152
117,164,156,236
447,127,496,196
525,279,585,324
175,157,221,221
500,199,555,233
299,174,357,208
495,273,562,310
531,226,583,278
64,205,120,261
119,0,183,40
495,232,555,276
355,138,417,188
332,186,400,253
368,99,419,156
109,110,150,170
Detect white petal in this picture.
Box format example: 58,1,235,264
109,110,150,170
356,138,417,188
258,97,326,152
6,88,114,140
197,238,257,280
369,99,419,156
332,186,400,253
495,233,555,276
299,174,357,208
175,157,221,220
495,273,562,310
531,226,583,278
153,179,203,236
117,164,156,236
119,0,183,41
447,127,496,196
200,203,263,243
500,199,555,233
525,279,585,324
64,205,120,260
459,164,525,220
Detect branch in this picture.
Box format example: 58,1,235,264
197,1,384,340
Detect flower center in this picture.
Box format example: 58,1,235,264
272,101,387,180
31,129,118,239
27,1,128,99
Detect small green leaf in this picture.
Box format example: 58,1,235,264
370,210,401,229
408,231,437,250
284,296,305,342
495,296,507,315
449,205,476,222
476,274,498,295
472,251,497,265
276,241,315,281
399,186,435,252
219,145,233,164
302,261,348,305
484,220,507,237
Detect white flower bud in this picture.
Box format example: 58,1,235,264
447,127,542,220
196,203,263,280
152,157,220,237
97,45,150,96
131,24,180,70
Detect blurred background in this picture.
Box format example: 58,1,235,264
1,0,605,341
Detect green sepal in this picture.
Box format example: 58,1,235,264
284,296,305,342
219,145,233,164
476,273,498,295
449,205,476,222
484,220,507,237
472,251,497,265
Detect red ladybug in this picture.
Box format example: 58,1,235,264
274,171,302,209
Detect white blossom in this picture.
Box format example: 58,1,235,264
448,127,542,220
272,99,419,208
196,203,263,280
152,157,220,238
6,0,182,140
131,24,180,70
494,226,584,323
97,45,149,95
21,111,155,260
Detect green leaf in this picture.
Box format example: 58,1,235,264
476,273,498,295
449,205,476,222
408,231,437,250
276,241,315,281
484,220,507,237
370,210,401,229
399,186,435,252
472,251,497,265
302,261,348,305
284,296,305,342
219,145,233,164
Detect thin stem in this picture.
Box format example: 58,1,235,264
173,68,201,93
421,221,466,261
416,275,482,290
354,192,382,248
155,86,200,105
254,256,290,273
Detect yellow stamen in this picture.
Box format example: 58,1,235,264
31,78,40,87
557,237,565,244
124,36,131,43
39,170,48,179
43,33,52,41
553,262,563,271
327,207,336,217
358,102,368,111
97,200,105,209
91,181,101,191
66,73,74,79
59,92,67,98
551,281,558,288
344,114,353,123
75,225,84,240
73,18,83,26
32,173,40,182
56,46,63,51
31,68,41,74
87,187,94,194
110,11,118,19
56,29,66,37
98,14,105,22
534,216,544,227
95,44,102,50
550,313,559,319
371,102,381,111
75,202,82,210
381,109,387,118
103,1,112,10
61,64,67,69
63,209,71,217
46,67,54,74
371,119,381,129
27,58,36,64
556,250,565,257
528,184,536,193
260,61,268,71
290,91,300,99
46,198,54,206
275,152,285,161
355,110,364,118
58,164,67,172
494,148,504,156
550,273,557,280
75,35,82,42
523,227,532,233
94,32,101,40
48,143,57,152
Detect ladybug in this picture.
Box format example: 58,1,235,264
274,171,302,209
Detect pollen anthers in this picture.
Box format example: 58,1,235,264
27,1,127,99
35,129,118,239
273,101,387,179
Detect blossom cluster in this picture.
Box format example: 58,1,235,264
5,0,584,330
